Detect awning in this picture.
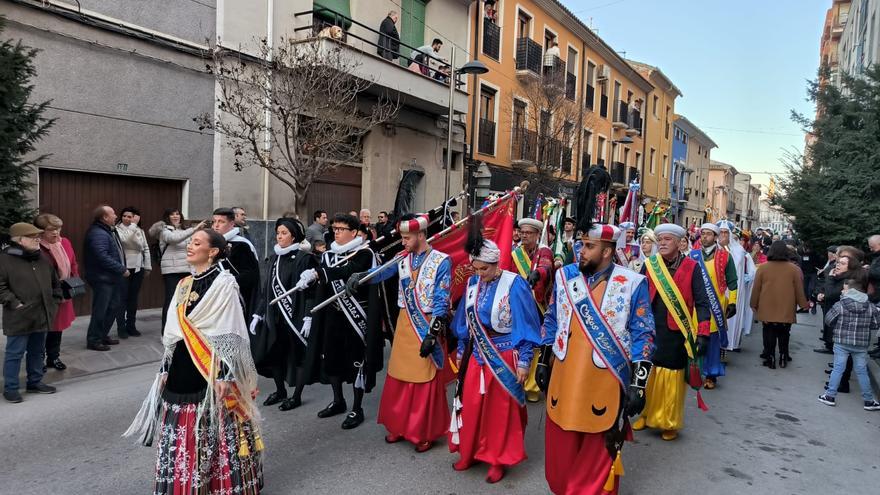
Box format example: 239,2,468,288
314,0,351,28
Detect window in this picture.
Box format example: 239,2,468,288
517,10,532,39
565,47,578,100
612,81,621,121
599,82,609,118
662,154,668,178
698,145,703,155
623,147,630,167
649,148,656,174
562,122,573,174
478,85,497,155
482,1,501,60
513,99,526,130
665,105,671,139
652,95,659,117
597,136,607,165
585,61,596,111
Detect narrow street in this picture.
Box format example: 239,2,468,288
0,311,876,494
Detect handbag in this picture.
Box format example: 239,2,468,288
61,276,87,299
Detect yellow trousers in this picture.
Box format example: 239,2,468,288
641,366,687,431
523,355,541,402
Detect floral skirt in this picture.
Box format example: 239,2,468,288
154,390,263,495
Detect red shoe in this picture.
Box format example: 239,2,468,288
415,441,433,453
384,434,403,444
486,465,505,484
453,459,474,471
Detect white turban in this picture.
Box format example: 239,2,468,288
470,239,501,264
700,223,720,235
654,223,686,239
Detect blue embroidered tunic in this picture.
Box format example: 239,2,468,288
368,249,452,318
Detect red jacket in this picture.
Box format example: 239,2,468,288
40,237,79,331
647,256,711,336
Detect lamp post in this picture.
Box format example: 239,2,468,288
444,46,488,208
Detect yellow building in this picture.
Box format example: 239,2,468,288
627,61,681,207
466,0,654,216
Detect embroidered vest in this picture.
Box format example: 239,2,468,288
398,249,449,313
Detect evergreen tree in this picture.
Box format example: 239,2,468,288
0,17,54,233
779,65,880,249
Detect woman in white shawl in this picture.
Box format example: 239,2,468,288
125,229,263,495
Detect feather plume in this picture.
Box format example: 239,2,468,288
465,212,484,258
575,165,611,234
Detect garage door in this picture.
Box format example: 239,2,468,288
305,165,362,217
38,168,185,315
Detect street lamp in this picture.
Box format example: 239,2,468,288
444,46,489,207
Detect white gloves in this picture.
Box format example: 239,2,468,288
301,317,312,338
249,315,262,335
295,269,318,291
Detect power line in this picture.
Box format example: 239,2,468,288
45,105,211,136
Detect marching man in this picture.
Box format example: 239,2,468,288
537,223,655,494
348,213,453,452
690,222,738,389
512,218,555,402
636,223,712,441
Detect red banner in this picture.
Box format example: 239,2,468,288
431,196,517,303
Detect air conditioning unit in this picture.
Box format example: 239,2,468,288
597,65,610,81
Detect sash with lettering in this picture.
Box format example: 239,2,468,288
464,276,525,405
271,256,307,345
324,251,368,344
689,249,726,333
400,251,445,369
175,276,249,420
560,265,630,388
512,245,546,312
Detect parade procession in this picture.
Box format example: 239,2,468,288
110,165,783,495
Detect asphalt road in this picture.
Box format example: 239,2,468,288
1,312,877,494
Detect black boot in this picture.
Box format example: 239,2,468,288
779,353,787,368
763,355,776,369
341,408,365,429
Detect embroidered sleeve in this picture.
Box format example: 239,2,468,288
366,260,397,284
516,340,535,369
541,281,559,346
511,276,543,360
628,279,656,361
431,257,453,317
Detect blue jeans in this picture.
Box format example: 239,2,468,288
826,343,876,401
86,280,121,345
4,332,47,392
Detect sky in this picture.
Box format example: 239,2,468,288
566,0,829,186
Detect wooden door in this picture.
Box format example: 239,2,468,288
38,168,184,315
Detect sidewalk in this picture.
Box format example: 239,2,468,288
1,308,165,385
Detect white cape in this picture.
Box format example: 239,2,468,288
725,242,756,349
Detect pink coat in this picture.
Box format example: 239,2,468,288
41,237,79,331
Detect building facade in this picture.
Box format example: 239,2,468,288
674,115,716,230
466,0,654,215
708,160,737,222
838,0,879,83
669,121,689,226
628,60,681,208
821,0,852,88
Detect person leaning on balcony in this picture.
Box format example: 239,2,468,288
377,11,400,61
543,40,560,69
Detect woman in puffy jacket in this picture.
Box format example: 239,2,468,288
148,208,205,330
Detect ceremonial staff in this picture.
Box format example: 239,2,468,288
310,181,530,314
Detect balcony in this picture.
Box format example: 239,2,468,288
626,110,643,136
565,72,577,101
542,56,564,78
291,9,468,116
515,38,542,78
561,146,573,175
585,84,595,111
482,20,501,60
628,166,638,184
613,100,629,129
610,161,626,185
600,94,609,118
510,127,537,164
538,138,563,171
478,118,496,155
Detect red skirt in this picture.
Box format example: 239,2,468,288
545,417,618,495
448,351,528,467
377,374,449,445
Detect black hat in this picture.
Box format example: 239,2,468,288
276,217,305,243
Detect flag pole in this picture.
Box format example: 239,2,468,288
310,181,529,314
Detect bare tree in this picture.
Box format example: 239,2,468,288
196,38,398,216
505,65,597,196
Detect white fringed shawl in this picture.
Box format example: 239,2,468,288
124,270,261,445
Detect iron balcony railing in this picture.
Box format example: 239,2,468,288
511,127,537,163
482,20,501,60
561,146,573,174
585,84,595,110
616,100,629,124
515,38,542,75
611,161,626,184
600,94,609,118
565,73,577,101
478,118,496,155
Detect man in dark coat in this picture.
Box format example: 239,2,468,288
377,11,400,61
867,235,880,356
1,223,61,402
83,205,127,350
212,207,260,321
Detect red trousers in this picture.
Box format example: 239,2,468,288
545,417,618,495
377,374,449,445
448,351,528,467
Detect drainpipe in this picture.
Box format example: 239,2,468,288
467,1,481,210
262,0,274,222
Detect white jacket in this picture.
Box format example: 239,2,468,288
116,223,151,272
151,223,196,275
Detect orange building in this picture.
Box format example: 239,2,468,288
627,61,681,208
466,0,654,217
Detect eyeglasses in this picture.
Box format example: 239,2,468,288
332,227,354,232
